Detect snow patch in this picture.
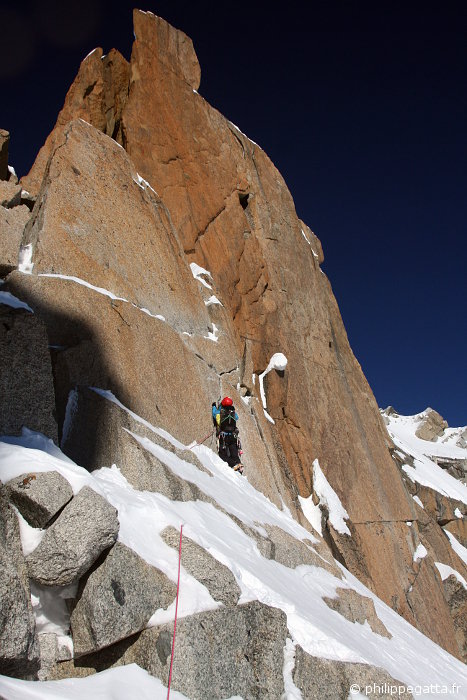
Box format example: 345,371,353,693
435,562,467,590
455,507,463,518
35,274,171,328
190,262,213,290
84,47,99,60
204,295,223,306
8,165,17,179
282,638,303,699
30,581,76,645
413,543,427,562
301,228,311,245
134,173,158,196
18,244,33,273
412,495,424,509
0,291,33,313
204,323,219,342
444,530,467,567
228,120,259,147
258,352,288,416
298,493,322,536
312,459,351,536
14,507,45,556
38,273,128,302
0,664,190,700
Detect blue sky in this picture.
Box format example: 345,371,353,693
2,2,466,425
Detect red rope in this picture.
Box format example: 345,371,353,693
196,428,215,446
166,524,183,700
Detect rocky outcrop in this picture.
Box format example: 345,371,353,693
0,181,22,208
0,482,39,678
440,575,467,661
0,304,57,440
6,471,73,528
70,542,176,656
26,486,119,586
415,409,448,442
161,526,241,607
0,129,9,180
323,587,391,638
293,647,413,700
21,49,130,196
51,602,288,699
444,519,467,548
262,523,341,578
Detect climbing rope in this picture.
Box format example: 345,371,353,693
196,428,215,446
166,524,183,700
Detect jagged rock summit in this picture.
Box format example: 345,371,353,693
0,9,466,699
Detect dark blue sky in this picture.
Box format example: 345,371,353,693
2,2,466,425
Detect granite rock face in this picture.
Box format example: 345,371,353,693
51,602,288,700
0,180,22,208
26,486,119,586
0,482,39,678
441,574,467,662
21,49,130,196
13,9,465,659
71,542,176,656
0,204,30,274
293,646,414,700
0,304,57,440
6,471,73,528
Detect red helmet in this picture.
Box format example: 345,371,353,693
221,396,233,407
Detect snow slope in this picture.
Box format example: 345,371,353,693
384,410,467,504
1,396,467,699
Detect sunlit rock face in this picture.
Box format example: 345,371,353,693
4,9,464,663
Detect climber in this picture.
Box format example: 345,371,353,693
212,397,244,474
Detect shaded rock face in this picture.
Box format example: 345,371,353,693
70,542,176,657
0,482,39,679
26,486,119,586
6,471,73,528
60,386,213,502
0,304,57,440
293,646,414,700
0,204,30,275
11,9,462,658
51,602,288,700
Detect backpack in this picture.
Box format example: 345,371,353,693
219,404,237,433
